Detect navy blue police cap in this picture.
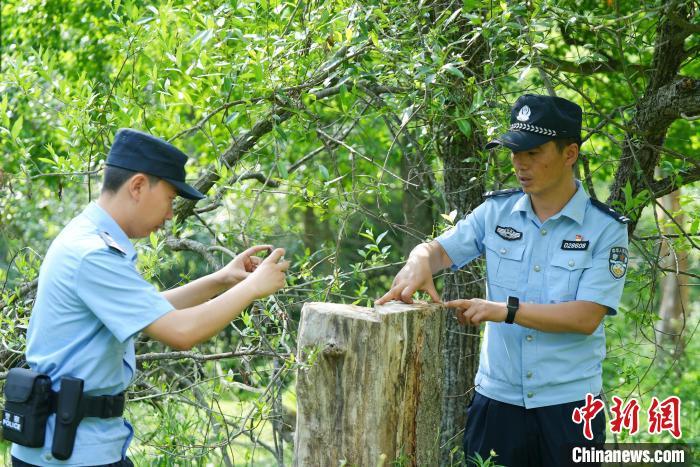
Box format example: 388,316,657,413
485,94,582,152
106,129,205,200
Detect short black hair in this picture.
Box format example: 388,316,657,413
101,165,160,194
554,138,579,153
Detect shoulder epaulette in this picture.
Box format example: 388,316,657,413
590,198,630,224
483,188,523,199
98,231,127,256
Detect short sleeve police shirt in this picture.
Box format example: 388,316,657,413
12,203,174,465
436,181,628,408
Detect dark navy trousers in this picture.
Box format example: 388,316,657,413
464,392,606,467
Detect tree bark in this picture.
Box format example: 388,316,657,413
655,189,689,358
607,1,698,234
401,151,436,257
294,301,445,466
431,3,489,462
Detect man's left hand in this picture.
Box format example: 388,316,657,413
217,245,273,286
445,298,507,326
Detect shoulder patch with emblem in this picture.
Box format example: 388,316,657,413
495,225,523,241
98,231,127,256
609,247,628,279
590,199,630,224
483,188,523,199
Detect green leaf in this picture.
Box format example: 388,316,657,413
440,209,458,223
442,63,464,79
518,65,531,82
318,164,329,180
277,161,289,178
689,217,699,235
456,119,471,137
11,116,23,140
369,31,379,48
37,157,57,166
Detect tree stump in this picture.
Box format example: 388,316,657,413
294,301,445,466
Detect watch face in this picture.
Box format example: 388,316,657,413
508,296,518,307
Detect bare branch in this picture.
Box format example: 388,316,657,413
648,166,700,199
316,128,417,187
634,233,700,241
168,97,272,142
235,171,281,188
136,348,287,363
163,237,219,268
30,169,102,180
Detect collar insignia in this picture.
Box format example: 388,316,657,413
99,231,127,256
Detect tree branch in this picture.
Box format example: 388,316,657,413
667,9,700,35
136,348,287,363
648,166,700,199
236,171,281,188
636,77,700,133
163,237,219,268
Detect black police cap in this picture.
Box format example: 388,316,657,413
485,94,582,152
106,129,205,200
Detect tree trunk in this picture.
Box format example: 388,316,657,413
655,188,689,358
294,301,445,466
401,152,436,257
431,4,489,462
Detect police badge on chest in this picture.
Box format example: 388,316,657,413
495,225,522,241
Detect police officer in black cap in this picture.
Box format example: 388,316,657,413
378,95,629,466
11,129,289,465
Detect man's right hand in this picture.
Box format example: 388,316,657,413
376,240,452,305
243,248,290,299
375,260,441,305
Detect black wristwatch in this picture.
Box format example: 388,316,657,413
505,296,519,324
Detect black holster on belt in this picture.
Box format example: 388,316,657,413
51,377,126,460
2,368,52,447
2,370,125,461
51,376,83,460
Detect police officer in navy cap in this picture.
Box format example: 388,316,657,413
378,95,629,466
11,129,289,466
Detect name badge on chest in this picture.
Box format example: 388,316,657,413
561,239,590,250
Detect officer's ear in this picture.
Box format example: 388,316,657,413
126,173,150,201
562,143,579,168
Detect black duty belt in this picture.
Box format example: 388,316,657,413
2,368,126,461
49,390,125,418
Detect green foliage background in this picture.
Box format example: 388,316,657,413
1,0,698,464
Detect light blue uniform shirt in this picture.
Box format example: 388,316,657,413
436,181,628,409
13,203,174,465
